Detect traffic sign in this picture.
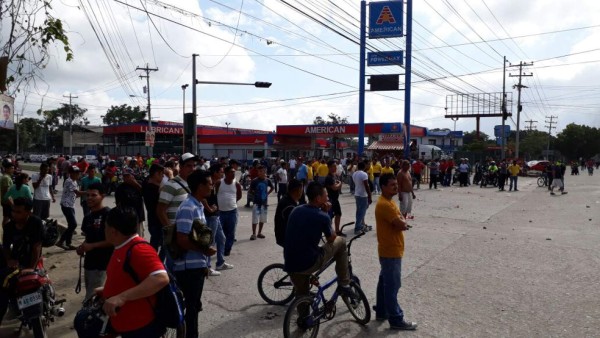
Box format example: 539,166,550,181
367,51,404,66
369,1,403,39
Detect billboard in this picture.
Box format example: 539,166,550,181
369,1,403,39
0,93,14,130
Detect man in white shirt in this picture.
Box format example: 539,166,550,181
276,162,288,201
31,162,55,219
352,161,372,234
288,157,297,179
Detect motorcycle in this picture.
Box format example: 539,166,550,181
479,171,498,188
8,258,65,338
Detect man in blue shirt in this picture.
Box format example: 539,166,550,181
284,182,353,297
174,170,216,338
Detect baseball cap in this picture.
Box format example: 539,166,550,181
180,152,199,163
122,168,135,176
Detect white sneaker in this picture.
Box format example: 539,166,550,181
216,262,234,271
209,268,221,276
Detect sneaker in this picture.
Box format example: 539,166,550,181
354,229,363,235
209,268,221,276
216,262,234,271
390,320,418,330
363,225,373,232
561,191,568,195
336,285,356,299
257,233,265,239
550,192,556,195
250,234,257,240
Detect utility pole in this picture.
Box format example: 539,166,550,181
63,93,78,156
136,63,158,157
545,115,557,160
509,61,533,159
192,54,199,155
501,56,507,160
524,119,538,131
15,113,21,154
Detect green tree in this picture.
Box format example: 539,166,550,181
37,104,87,131
103,104,145,125
17,117,44,150
462,130,489,144
313,113,349,125
519,130,551,160
555,123,600,160
0,0,73,93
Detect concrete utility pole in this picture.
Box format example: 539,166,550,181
63,93,78,156
501,56,507,160
136,64,158,157
509,61,533,159
545,115,557,160
524,119,538,131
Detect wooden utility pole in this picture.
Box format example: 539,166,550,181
545,116,557,160
509,61,533,159
63,93,78,156
524,119,538,131
136,64,158,156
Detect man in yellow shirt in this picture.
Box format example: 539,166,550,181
316,159,329,184
373,173,417,330
507,160,521,191
381,160,395,175
372,159,383,194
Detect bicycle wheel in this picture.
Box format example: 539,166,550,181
283,296,319,338
163,323,186,338
257,263,295,305
537,176,545,187
342,282,371,325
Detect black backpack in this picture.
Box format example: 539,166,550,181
41,218,59,248
123,241,185,329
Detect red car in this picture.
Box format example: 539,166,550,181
526,160,550,175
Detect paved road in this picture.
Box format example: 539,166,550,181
3,172,599,337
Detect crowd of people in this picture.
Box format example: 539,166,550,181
1,149,596,336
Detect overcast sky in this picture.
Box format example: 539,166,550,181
10,0,600,138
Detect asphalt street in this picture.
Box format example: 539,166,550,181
2,170,599,337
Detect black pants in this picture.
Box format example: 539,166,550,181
175,268,207,338
277,183,287,201
429,174,437,189
498,174,506,190
0,289,8,326
59,205,77,245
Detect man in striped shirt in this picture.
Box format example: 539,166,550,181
157,153,198,257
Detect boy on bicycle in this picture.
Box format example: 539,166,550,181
283,182,354,297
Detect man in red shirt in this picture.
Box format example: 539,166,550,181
76,156,90,174
99,207,169,337
411,160,425,189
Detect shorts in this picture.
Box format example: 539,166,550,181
399,192,413,215
552,178,564,189
252,204,268,224
330,199,342,217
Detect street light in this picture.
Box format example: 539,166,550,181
191,53,272,155
225,122,231,134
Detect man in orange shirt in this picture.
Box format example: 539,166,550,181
411,159,425,189
373,173,417,331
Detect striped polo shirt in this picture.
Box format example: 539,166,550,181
173,195,208,271
158,176,189,225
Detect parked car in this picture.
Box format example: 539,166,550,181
525,160,550,176
85,154,98,166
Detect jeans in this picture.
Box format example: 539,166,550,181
174,268,207,338
374,176,381,193
375,257,404,326
81,200,90,218
509,176,518,190
60,205,77,245
120,320,166,338
354,196,368,232
207,216,226,267
219,210,238,254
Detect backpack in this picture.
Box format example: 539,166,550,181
123,241,185,329
41,218,59,248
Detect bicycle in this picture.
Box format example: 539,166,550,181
282,228,370,337
257,222,355,305
537,172,548,187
